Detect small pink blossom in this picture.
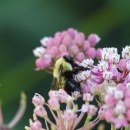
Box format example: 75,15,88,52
30,120,42,130
35,58,47,69
40,37,50,47
114,90,124,100
62,34,72,46
54,35,62,46
59,44,67,53
48,97,60,110
62,109,77,121
76,52,85,61
124,98,130,109
83,93,94,102
33,47,45,57
126,60,130,71
86,47,96,59
67,28,76,38
104,94,115,107
32,93,45,106
49,46,59,56
114,101,126,114
74,32,85,46
34,106,47,117
80,58,94,68
46,38,54,48
88,34,100,46
88,105,98,116
104,110,115,122
81,104,89,113
114,114,128,129
103,71,113,80
61,31,68,37
82,40,90,51
122,46,130,59
96,48,102,59
126,109,130,121
69,45,80,56
117,59,127,71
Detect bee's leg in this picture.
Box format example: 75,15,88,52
65,78,81,93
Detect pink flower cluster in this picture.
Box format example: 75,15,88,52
33,28,101,71
25,89,98,130
74,46,130,128
99,84,130,129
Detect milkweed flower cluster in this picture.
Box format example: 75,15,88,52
74,46,130,129
32,27,130,129
25,89,99,130
33,28,101,71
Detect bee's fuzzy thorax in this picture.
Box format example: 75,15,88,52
53,58,73,78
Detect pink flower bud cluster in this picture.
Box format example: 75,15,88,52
26,89,98,130
33,28,101,70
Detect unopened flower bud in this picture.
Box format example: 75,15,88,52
83,40,90,51
34,106,47,117
69,45,79,55
67,28,77,38
74,32,85,46
54,35,62,46
48,97,60,110
59,44,67,53
49,46,59,56
30,120,42,130
61,31,68,37
117,59,127,71
96,48,102,59
86,47,96,59
47,38,54,49
35,58,46,69
76,52,85,61
88,34,100,46
32,93,45,106
62,34,72,46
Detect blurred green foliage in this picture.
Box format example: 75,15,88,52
0,0,130,129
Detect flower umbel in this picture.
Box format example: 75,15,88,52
33,28,101,72
26,89,98,130
74,46,130,129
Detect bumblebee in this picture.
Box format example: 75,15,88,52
51,55,87,95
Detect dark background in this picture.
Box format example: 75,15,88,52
0,0,130,129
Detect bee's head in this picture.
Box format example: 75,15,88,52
63,55,74,65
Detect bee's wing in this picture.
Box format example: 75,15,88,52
59,64,63,88
51,77,59,90
51,64,63,90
